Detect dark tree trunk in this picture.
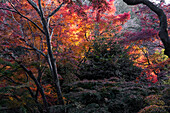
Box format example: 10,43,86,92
123,0,170,57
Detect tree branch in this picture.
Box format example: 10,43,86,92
3,1,45,34
38,0,44,17
47,2,64,19
19,38,47,57
8,53,49,112
123,0,170,57
0,8,17,13
27,0,41,16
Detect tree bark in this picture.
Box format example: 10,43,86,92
37,0,65,105
123,0,170,57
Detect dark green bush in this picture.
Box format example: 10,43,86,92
162,88,170,106
77,37,142,81
61,79,169,113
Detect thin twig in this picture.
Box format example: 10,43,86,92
47,2,64,19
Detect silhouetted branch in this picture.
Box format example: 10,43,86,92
123,0,170,57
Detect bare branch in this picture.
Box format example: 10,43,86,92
4,76,22,85
38,0,43,16
3,1,45,34
49,28,54,42
38,0,48,32
47,2,64,19
19,14,45,34
19,39,47,57
11,12,24,38
26,0,41,16
8,52,49,112
0,8,17,13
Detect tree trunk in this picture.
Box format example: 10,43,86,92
37,0,65,105
123,0,170,57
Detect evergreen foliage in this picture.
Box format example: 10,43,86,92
78,37,142,81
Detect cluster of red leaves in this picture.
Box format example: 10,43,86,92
0,0,132,109
124,2,170,83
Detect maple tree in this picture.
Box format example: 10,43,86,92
123,1,170,83
0,0,169,112
123,0,170,57
0,0,66,112
0,0,130,112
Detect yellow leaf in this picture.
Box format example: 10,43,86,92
9,97,13,101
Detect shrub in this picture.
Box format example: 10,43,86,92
144,95,165,106
62,78,165,113
77,37,142,81
138,105,168,113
